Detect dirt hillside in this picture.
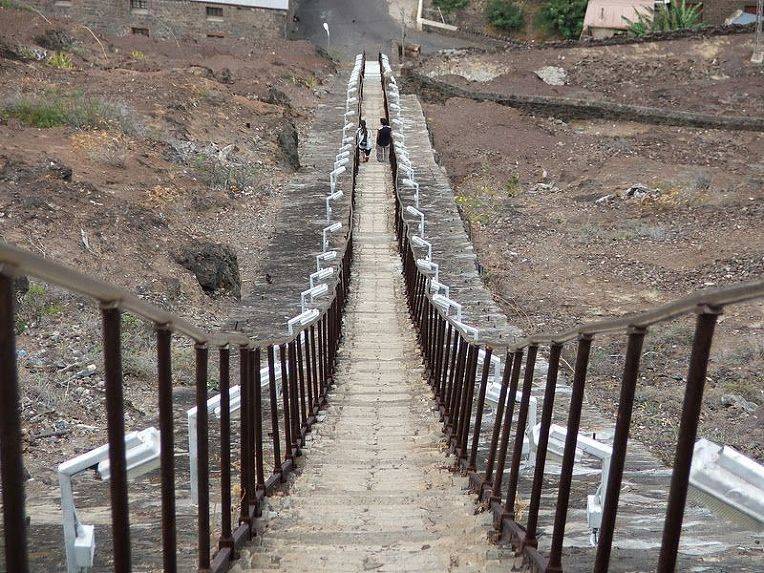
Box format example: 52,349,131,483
0,2,335,512
418,34,764,463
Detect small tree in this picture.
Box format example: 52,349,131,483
537,0,588,39
486,0,525,32
433,0,470,14
623,0,704,36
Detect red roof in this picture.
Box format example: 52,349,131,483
582,0,654,32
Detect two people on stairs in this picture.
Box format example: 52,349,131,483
356,118,392,163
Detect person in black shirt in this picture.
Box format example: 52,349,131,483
376,117,392,163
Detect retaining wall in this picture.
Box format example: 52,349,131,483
404,70,764,132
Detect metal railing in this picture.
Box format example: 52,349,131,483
0,53,366,573
380,53,764,573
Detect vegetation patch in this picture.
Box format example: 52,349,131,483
486,0,525,32
623,0,705,36
537,0,588,39
47,51,74,69
2,90,141,133
433,0,470,14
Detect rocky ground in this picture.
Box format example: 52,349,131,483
0,3,335,491
419,53,763,463
419,33,764,116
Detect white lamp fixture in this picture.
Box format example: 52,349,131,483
301,283,329,313
309,267,334,288
429,279,449,298
322,221,343,251
402,178,420,207
416,259,439,281
432,293,463,322
316,250,338,271
452,319,479,340
325,190,343,222
410,235,431,261
288,307,320,335
330,166,346,191
59,428,161,572
406,206,425,237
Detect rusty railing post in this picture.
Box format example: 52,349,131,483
296,334,308,430
239,345,251,525
547,334,593,573
447,338,468,443
218,345,234,554
310,324,320,411
443,330,460,422
468,347,493,472
267,345,283,476
247,348,257,509
490,349,524,510
504,344,538,522
102,304,131,573
0,272,29,573
156,325,177,571
482,352,511,498
658,308,720,572
195,342,211,570
253,348,265,500
594,326,647,572
524,343,563,549
279,343,294,462
288,340,301,454
304,330,314,419
458,345,480,463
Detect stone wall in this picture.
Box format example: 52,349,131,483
27,0,289,41
436,21,756,51
404,70,764,133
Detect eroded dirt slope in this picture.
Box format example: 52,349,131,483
0,3,335,512
423,92,763,463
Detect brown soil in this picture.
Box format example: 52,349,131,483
422,91,764,463
0,2,333,521
419,33,764,116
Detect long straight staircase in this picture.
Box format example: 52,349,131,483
1,54,762,573
243,60,508,573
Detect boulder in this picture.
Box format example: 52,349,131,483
535,66,568,86
174,242,241,298
264,86,291,107
278,121,300,170
34,29,74,51
721,393,758,414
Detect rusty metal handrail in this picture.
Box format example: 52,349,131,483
0,53,367,573
381,54,764,573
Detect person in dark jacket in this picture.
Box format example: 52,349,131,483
376,117,392,163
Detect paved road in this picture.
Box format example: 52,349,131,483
293,0,473,58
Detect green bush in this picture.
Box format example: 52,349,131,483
2,90,140,133
538,0,588,39
433,0,469,14
47,51,73,69
623,0,704,36
486,0,525,31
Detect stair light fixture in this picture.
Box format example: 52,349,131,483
406,206,425,237
323,221,343,251
410,235,432,261
288,308,320,335
309,267,334,288
301,283,329,313
316,250,338,271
